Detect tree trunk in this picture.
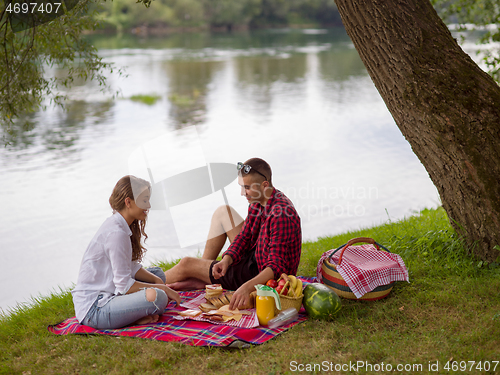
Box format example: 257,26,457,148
334,0,500,261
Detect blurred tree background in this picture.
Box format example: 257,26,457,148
94,0,343,33
2,0,500,143
432,0,500,81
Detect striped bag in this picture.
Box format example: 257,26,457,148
316,237,409,300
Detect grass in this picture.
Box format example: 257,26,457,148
1,207,499,374
128,94,162,105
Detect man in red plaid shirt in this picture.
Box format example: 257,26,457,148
164,158,302,310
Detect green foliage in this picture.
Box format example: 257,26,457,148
166,0,205,27
97,0,341,31
204,0,262,29
432,0,500,82
90,0,175,33
0,0,129,144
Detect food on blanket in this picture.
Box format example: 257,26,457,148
276,284,288,295
275,274,303,298
219,305,243,321
280,273,290,283
287,275,298,297
199,303,218,312
206,291,256,309
303,283,342,320
202,314,224,322
266,279,278,288
179,309,203,317
205,284,223,299
294,278,303,297
276,275,289,296
204,309,234,317
202,305,244,322
247,290,257,309
206,292,233,308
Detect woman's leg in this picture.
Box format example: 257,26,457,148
82,288,168,330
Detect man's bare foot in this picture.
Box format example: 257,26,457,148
167,278,206,291
133,314,159,326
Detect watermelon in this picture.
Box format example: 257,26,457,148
303,283,342,320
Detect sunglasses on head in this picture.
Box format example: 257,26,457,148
237,162,268,181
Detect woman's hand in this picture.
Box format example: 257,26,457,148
153,275,165,285
159,285,181,306
135,267,165,285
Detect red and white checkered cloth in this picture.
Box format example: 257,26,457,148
174,293,259,328
316,244,409,299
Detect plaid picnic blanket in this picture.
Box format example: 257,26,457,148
48,276,315,347
175,293,260,328
316,244,409,298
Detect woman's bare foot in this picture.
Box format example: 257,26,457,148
133,314,159,326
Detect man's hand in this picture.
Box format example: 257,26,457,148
229,283,253,310
212,256,232,279
229,266,275,310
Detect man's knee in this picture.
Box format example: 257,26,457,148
178,256,193,267
217,204,241,218
177,256,199,276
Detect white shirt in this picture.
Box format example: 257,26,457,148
72,213,142,322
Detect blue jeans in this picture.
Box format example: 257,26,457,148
82,267,168,329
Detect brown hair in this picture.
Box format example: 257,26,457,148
109,175,151,262
241,158,272,185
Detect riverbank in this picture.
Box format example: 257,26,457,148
1,207,499,374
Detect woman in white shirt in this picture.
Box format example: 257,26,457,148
72,175,181,329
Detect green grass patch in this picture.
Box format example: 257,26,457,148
129,94,162,105
168,93,197,107
1,207,499,374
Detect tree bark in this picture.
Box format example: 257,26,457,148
334,0,500,261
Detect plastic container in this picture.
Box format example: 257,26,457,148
255,285,281,326
267,307,299,329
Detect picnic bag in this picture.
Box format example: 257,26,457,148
319,237,397,300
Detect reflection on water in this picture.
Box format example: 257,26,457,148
1,100,115,168
0,28,440,313
235,53,308,121
165,60,223,128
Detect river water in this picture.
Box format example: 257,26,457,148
0,28,448,313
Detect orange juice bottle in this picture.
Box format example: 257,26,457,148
255,285,282,326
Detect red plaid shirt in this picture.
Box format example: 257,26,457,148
223,188,301,278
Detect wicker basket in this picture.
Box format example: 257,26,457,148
321,237,395,301
278,293,303,313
